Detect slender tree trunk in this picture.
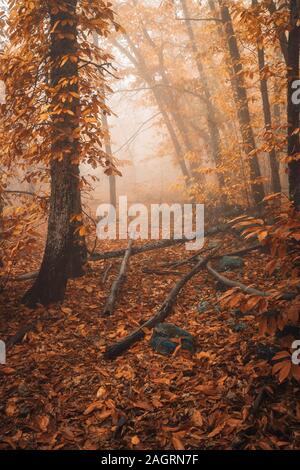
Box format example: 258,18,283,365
208,0,251,202
101,110,117,207
139,24,204,183
180,0,226,193
153,94,192,180
156,54,199,164
23,0,83,306
252,0,281,193
93,32,117,206
114,39,192,181
218,0,265,205
287,0,300,208
267,0,289,65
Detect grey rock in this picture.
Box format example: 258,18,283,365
219,255,244,272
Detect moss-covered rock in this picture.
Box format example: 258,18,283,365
150,323,195,356
219,255,244,271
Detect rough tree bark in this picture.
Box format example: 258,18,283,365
23,0,84,306
218,0,265,205
68,162,88,278
287,0,300,209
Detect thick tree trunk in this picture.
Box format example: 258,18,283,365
218,0,265,205
23,0,82,306
287,0,300,209
252,0,281,194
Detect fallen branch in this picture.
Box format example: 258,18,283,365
142,267,182,276
6,323,36,350
13,271,38,281
102,263,113,284
91,224,227,261
6,312,61,351
161,243,260,270
211,243,261,260
102,240,133,316
207,262,268,297
3,189,47,200
11,224,228,282
162,248,206,268
206,263,299,300
104,252,215,360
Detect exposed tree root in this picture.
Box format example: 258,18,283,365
104,252,215,360
102,240,133,316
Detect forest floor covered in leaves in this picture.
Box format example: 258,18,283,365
0,232,300,450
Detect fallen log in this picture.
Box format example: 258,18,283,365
12,225,227,281
206,262,299,300
91,224,227,261
104,252,215,360
157,243,260,271
102,240,133,316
